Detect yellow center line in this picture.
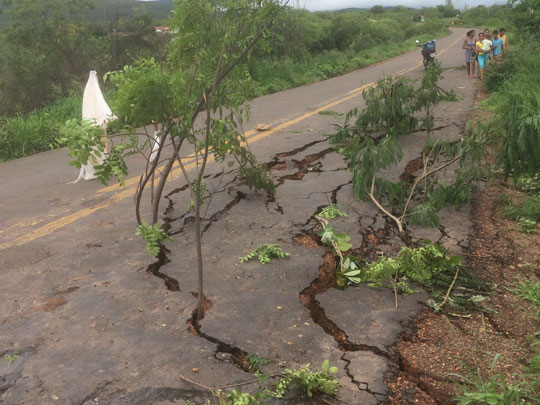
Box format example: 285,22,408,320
0,37,461,251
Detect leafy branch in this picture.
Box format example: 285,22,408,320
135,222,172,257
331,62,491,233
356,242,494,311
180,360,339,403
240,244,290,264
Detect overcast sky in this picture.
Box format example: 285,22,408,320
141,0,507,11
296,0,506,11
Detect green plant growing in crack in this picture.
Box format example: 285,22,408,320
60,0,286,322
330,62,488,233
317,203,347,219
246,354,273,371
240,244,290,264
318,110,343,117
315,215,360,287
4,351,21,366
273,360,339,399
136,222,173,257
181,361,339,404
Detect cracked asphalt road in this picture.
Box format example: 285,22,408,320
0,28,477,404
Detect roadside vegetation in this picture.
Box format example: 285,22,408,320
0,0,458,162
385,1,540,402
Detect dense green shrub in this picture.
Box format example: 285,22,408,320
0,95,81,161
483,50,517,92
0,0,168,117
485,41,540,179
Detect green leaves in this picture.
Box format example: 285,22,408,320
106,58,186,127
336,257,362,287
4,351,21,366
188,179,206,212
408,202,440,228
58,118,133,186
135,222,172,257
356,242,494,312
245,354,273,372
273,362,339,399
58,118,106,169
240,244,290,264
331,63,481,232
451,354,537,405
503,194,540,223
216,361,339,403
318,225,352,252
317,204,347,219
316,217,359,287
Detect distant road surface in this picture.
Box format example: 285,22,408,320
0,28,467,253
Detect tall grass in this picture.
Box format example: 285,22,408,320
503,194,540,223
451,354,538,404
484,39,540,179
0,94,81,162
250,30,449,96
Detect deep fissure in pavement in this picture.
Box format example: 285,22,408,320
276,148,331,185
146,247,179,291
186,297,254,373
146,139,412,399
202,190,247,234
275,139,327,158
299,252,391,360
341,353,387,400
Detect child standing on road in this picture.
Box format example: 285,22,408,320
491,30,504,63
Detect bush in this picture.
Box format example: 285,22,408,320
0,95,81,162
485,39,540,179
483,51,517,92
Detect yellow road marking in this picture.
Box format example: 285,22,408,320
1,37,461,251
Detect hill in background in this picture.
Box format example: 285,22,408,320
0,0,176,27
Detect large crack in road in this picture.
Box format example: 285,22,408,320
143,133,444,403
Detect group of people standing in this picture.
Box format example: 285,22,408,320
463,28,508,79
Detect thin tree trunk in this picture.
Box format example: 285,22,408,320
194,183,204,322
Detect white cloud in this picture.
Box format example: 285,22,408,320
299,0,506,11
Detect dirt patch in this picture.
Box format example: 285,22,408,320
55,286,80,295
35,297,67,312
386,91,540,403
292,232,323,249
399,156,424,185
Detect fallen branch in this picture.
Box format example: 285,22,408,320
439,267,460,309
179,374,213,392
369,175,404,233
